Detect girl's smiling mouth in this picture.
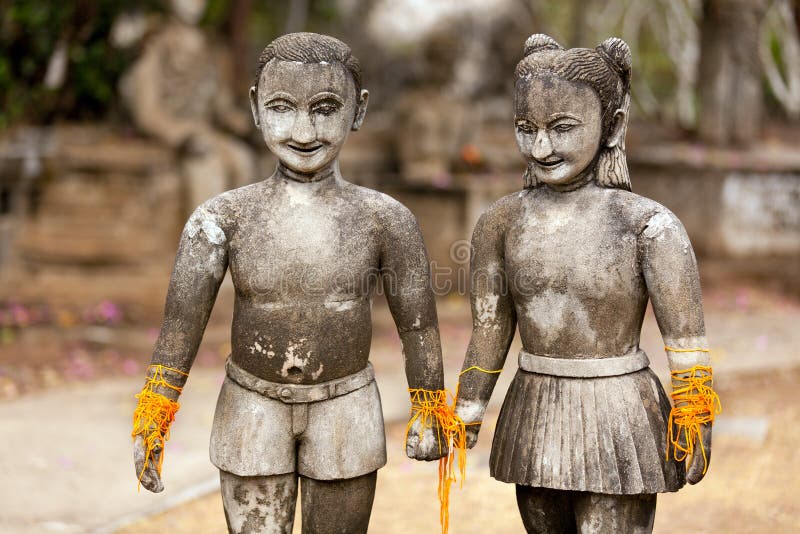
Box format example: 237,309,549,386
534,157,564,168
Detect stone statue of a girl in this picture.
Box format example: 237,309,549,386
453,35,720,533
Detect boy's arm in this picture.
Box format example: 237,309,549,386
134,202,230,492
379,202,445,460
454,209,516,447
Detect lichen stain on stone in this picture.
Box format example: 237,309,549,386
323,297,357,311
642,212,675,240
525,289,596,346
185,206,227,245
456,398,484,423
475,294,500,326
279,339,311,377
311,362,324,380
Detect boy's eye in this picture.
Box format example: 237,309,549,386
266,102,294,113
312,103,339,116
554,123,575,133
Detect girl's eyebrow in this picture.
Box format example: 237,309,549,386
547,112,582,122
309,92,344,105
263,92,298,104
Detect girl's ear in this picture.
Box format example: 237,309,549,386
249,86,260,128
605,108,626,148
352,89,369,131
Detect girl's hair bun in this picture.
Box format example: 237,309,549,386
523,34,563,56
596,37,631,81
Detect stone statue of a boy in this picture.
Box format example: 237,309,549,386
453,35,720,533
132,32,444,533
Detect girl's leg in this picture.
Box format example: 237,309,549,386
516,485,577,534
573,492,656,534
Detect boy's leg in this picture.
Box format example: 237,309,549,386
572,492,656,534
515,485,577,534
220,470,298,534
300,471,377,534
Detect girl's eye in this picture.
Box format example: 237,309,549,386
516,123,535,135
554,123,575,133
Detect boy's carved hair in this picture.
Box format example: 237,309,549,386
516,34,632,191
254,32,362,98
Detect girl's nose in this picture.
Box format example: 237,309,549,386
531,129,553,160
292,112,315,144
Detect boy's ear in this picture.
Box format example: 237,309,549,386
249,86,260,128
605,108,626,148
352,89,369,131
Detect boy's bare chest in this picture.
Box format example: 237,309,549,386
228,207,381,299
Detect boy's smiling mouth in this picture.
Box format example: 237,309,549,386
288,143,323,154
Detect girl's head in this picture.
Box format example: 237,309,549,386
513,34,632,190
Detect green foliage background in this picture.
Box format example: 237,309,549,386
0,0,165,128
0,0,341,129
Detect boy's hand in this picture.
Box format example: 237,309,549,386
134,434,164,493
405,417,448,461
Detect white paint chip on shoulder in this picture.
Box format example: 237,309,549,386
642,212,675,240
186,207,226,245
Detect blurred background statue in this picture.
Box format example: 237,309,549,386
120,0,255,212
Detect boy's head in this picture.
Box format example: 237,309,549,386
249,33,368,175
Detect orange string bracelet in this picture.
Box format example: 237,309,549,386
132,364,188,490
666,365,722,474
406,388,466,534
665,346,710,353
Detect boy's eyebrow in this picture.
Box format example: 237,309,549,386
309,92,344,105
263,91,298,104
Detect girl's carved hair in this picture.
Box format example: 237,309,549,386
517,34,632,191
254,32,362,98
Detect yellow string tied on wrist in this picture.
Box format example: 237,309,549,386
406,388,466,534
405,367,502,534
666,364,721,474
132,364,188,490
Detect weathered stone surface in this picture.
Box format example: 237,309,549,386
454,34,715,532
133,32,445,532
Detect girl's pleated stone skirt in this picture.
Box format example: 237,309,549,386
490,367,686,494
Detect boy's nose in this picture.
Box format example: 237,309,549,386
292,112,315,144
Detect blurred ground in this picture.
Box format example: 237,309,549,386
0,260,798,533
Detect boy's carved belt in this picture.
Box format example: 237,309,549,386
225,358,375,403
518,349,649,377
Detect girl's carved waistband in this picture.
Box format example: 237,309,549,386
518,349,649,378
225,358,375,403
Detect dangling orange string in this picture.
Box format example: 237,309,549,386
406,388,466,534
132,364,188,490
407,366,502,534
666,364,721,474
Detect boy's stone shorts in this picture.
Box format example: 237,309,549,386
210,364,387,480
